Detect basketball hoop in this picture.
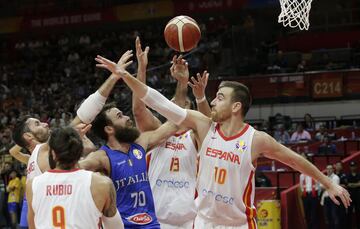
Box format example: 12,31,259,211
278,0,313,30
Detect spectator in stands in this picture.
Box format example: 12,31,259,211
347,161,360,229
267,50,288,73
6,169,20,229
0,128,13,155
296,59,308,72
300,153,320,229
318,136,337,154
304,113,315,131
321,164,340,229
315,124,328,142
291,123,312,143
255,171,272,187
335,161,348,227
273,124,290,144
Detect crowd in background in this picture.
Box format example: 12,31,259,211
0,3,360,227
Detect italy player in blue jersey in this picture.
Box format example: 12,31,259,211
79,102,178,228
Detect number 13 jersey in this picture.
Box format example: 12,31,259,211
196,123,257,228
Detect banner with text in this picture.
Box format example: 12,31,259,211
174,0,247,14
115,0,173,22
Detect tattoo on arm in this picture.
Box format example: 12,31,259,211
104,182,117,217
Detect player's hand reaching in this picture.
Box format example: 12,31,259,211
135,36,149,70
170,55,189,84
95,55,132,78
327,182,351,208
73,123,92,138
188,70,209,100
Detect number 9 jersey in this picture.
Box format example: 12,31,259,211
31,169,102,229
195,123,257,229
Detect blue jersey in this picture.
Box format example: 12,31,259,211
101,144,160,228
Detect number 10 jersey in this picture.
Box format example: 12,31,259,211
196,123,257,228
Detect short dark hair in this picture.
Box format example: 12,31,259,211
12,116,31,148
92,103,116,141
49,127,83,169
218,81,252,117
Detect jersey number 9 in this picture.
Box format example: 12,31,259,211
52,205,65,229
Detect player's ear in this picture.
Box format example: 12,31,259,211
23,132,34,143
104,126,114,135
232,101,242,114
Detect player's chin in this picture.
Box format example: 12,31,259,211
210,112,219,122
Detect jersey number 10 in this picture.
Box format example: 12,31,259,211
214,166,227,184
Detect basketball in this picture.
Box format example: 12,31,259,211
164,15,201,53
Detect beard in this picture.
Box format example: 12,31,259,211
33,129,50,143
114,124,140,143
211,109,231,123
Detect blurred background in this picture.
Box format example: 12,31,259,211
0,0,360,228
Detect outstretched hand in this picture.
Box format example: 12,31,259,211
170,55,189,84
135,36,149,69
74,123,92,138
95,55,132,78
188,70,209,99
327,182,351,208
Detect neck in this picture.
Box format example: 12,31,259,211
107,137,131,153
27,140,42,153
175,128,188,135
218,117,246,137
54,163,78,170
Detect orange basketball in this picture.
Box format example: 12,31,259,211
164,16,201,53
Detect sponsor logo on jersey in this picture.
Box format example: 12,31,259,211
117,160,126,166
133,149,143,160
205,147,241,165
114,172,149,190
202,188,234,205
127,213,152,225
165,142,187,151
155,179,190,189
236,140,247,153
178,133,188,139
27,161,35,175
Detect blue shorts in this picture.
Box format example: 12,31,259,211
8,202,18,213
20,197,29,227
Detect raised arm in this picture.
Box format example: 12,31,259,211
170,55,190,108
9,145,29,164
188,71,211,117
137,122,179,151
73,123,96,155
79,150,108,173
253,131,351,207
94,55,212,143
71,50,133,126
132,37,162,132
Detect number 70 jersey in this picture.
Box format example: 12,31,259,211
196,123,257,228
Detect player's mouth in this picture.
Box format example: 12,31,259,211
126,119,134,127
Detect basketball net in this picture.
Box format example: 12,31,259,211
278,0,313,30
